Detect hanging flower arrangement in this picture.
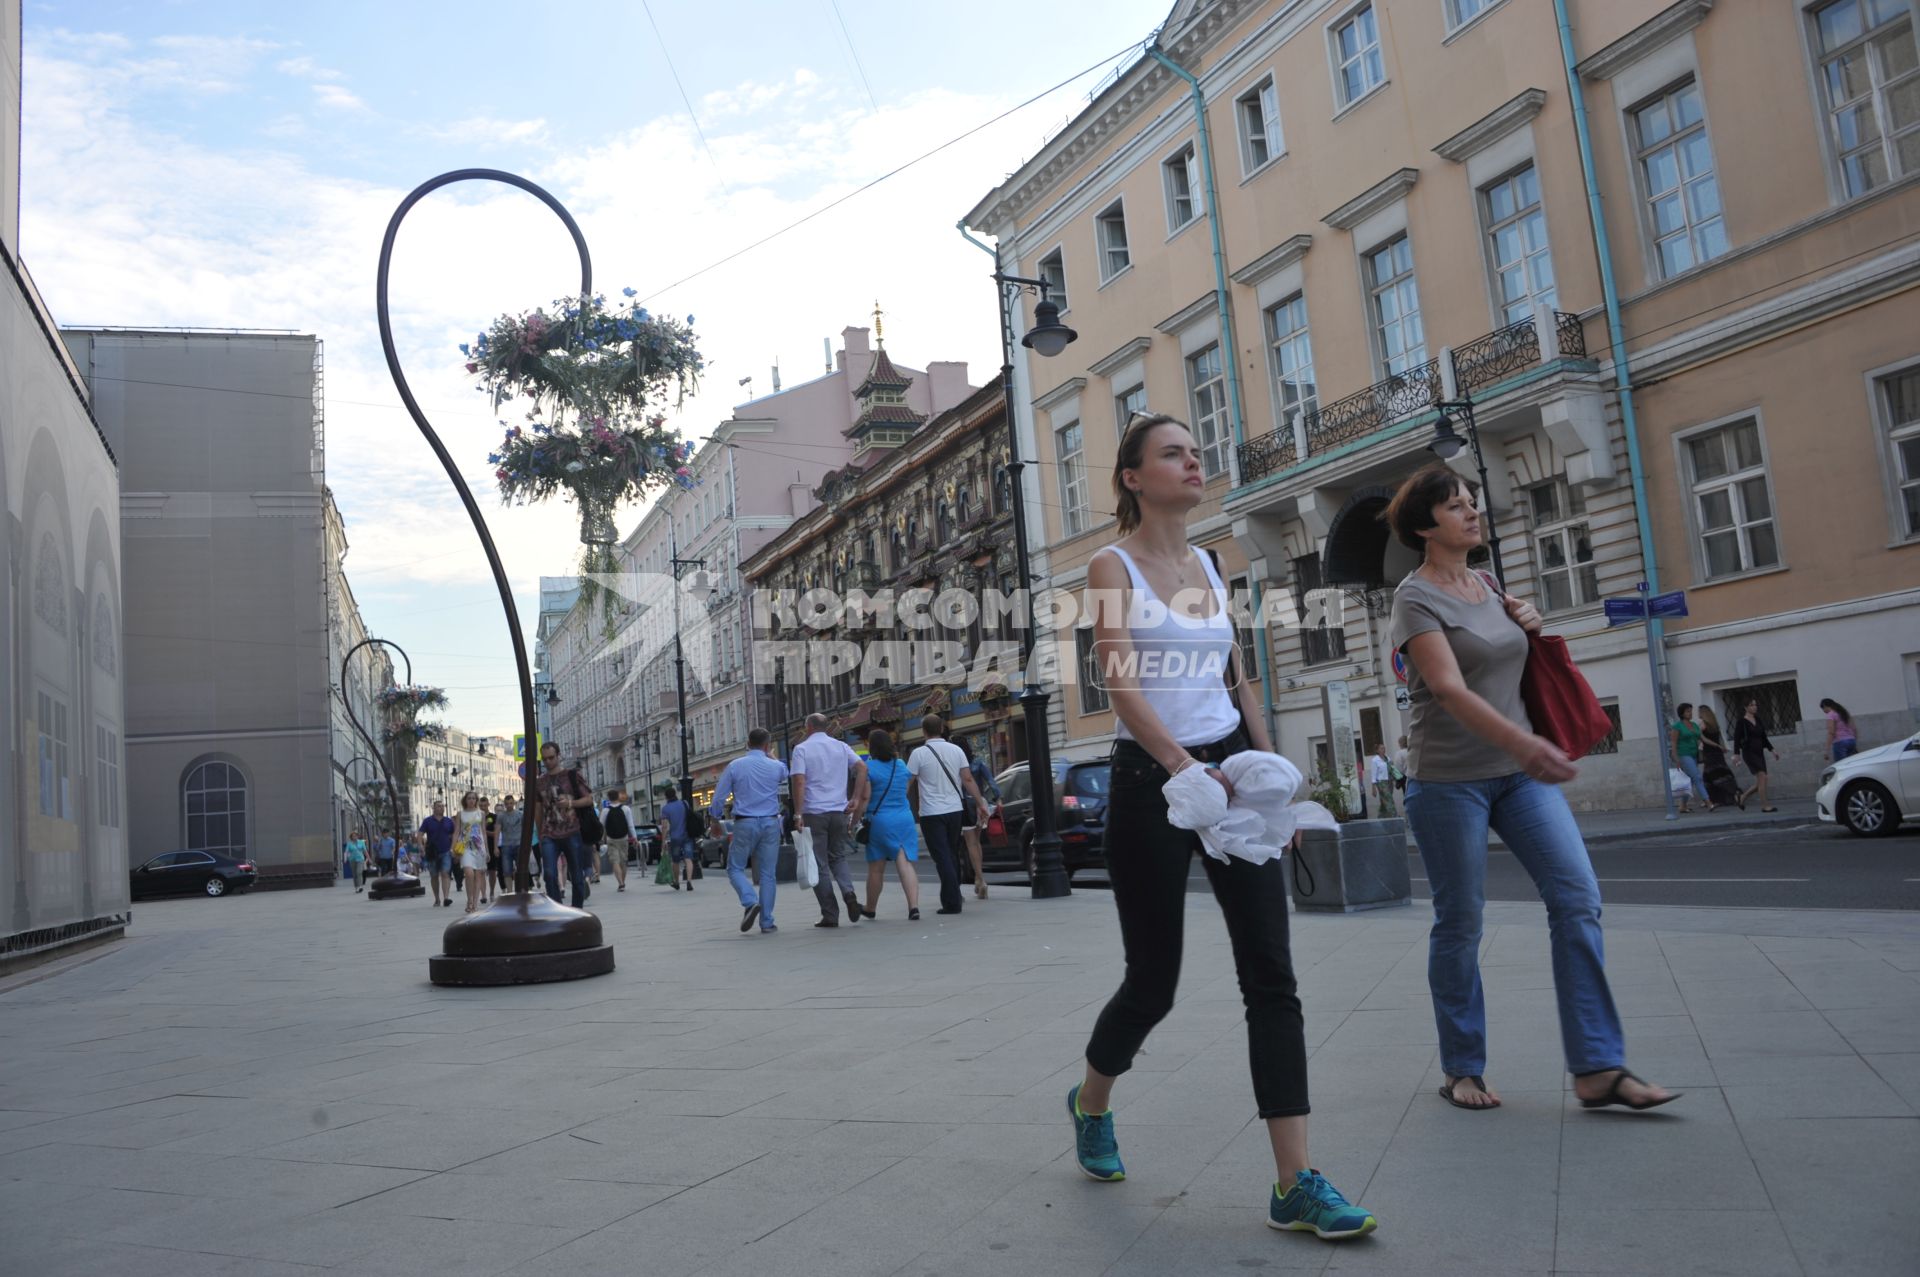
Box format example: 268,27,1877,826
467,289,706,625
376,685,449,713
383,721,447,746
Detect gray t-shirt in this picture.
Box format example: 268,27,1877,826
1388,570,1532,783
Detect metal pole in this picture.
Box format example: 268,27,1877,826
669,524,700,812
993,271,1069,899
1642,579,1678,820
1462,398,1507,586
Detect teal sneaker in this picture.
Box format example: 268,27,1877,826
1268,1169,1376,1239
1066,1084,1125,1182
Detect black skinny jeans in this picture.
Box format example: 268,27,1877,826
1086,731,1310,1119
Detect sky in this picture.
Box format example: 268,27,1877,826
20,0,1173,737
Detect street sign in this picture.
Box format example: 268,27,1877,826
1390,647,1409,684
513,734,541,761
1393,686,1412,712
1648,590,1689,619
1604,597,1646,626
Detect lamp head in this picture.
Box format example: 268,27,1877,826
1428,411,1467,460
545,687,560,706
1020,298,1077,359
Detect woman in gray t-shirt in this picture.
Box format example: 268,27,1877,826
1385,464,1676,1115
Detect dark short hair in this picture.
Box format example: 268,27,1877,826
663,785,677,800
1113,413,1185,535
540,741,560,755
921,714,945,738
1382,463,1470,551
868,728,895,763
748,726,771,748
1677,702,1693,717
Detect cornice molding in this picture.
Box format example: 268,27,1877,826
1576,0,1715,82
1155,293,1217,336
1088,336,1153,378
1433,88,1548,162
1230,234,1313,287
1322,168,1420,231
1032,377,1088,412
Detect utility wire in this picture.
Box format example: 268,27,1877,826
641,0,732,194
829,0,882,114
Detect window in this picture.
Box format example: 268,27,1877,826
1096,202,1131,280
1229,574,1260,681
1075,626,1110,714
1164,143,1202,230
1238,77,1282,170
1265,293,1317,440
95,724,120,828
1483,164,1557,325
992,464,1010,515
1813,0,1919,196
36,689,71,820
1333,4,1385,106
1717,679,1804,737
1365,235,1426,376
1527,479,1599,612
1587,702,1625,755
1038,249,1069,311
182,760,249,856
1878,365,1920,538
1056,419,1089,536
1186,343,1230,477
1632,80,1728,278
1292,554,1348,665
1684,418,1780,578
1448,0,1499,29
1116,383,1148,436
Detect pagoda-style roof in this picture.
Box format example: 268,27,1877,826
854,346,912,397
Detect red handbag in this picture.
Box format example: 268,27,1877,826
1480,574,1613,760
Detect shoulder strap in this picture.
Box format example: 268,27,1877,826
930,741,963,793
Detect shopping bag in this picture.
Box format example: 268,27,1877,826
793,825,820,889
654,853,673,885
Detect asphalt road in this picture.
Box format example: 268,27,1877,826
1411,821,1920,911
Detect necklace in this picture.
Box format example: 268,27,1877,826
1134,544,1193,587
1420,562,1483,603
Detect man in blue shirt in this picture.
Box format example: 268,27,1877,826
712,727,788,934
417,800,457,907
661,785,695,892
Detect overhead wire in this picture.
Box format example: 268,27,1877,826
640,0,733,194
829,0,882,114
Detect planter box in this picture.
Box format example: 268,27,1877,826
1289,818,1411,913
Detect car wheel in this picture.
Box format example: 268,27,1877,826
1838,780,1901,837
204,876,228,897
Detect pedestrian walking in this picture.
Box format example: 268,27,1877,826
660,786,696,891
1669,704,1711,812
713,728,787,934
345,832,367,892
373,827,396,877
905,715,985,916
1735,700,1781,811
481,797,502,899
602,790,633,891
1366,743,1396,817
1821,698,1857,762
857,728,921,920
456,791,488,912
790,712,870,929
533,741,594,908
959,739,999,899
417,800,457,907
496,796,525,886
1391,736,1410,795
1697,706,1743,809
1386,462,1676,1118
1066,412,1376,1242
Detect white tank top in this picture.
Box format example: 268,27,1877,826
1097,545,1242,748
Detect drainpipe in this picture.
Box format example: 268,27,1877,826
1553,0,1675,819
1148,44,1279,748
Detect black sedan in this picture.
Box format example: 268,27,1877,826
980,759,1110,880
130,850,257,899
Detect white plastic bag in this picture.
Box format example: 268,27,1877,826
1667,766,1693,799
792,825,820,888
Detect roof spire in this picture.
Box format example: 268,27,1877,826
872,299,885,348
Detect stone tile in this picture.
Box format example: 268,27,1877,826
340,1170,679,1230
1107,1202,1337,1274
1862,1053,1920,1108
1554,1209,1801,1276
1560,1089,1768,1210
1740,1117,1920,1277
500,1185,824,1277
1772,960,1920,1011
1821,1007,1920,1055
1691,1011,1855,1059
1675,976,1814,1014
1716,1053,1915,1120
260,1104,587,1170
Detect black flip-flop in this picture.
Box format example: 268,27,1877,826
1439,1075,1501,1110
1577,1069,1680,1111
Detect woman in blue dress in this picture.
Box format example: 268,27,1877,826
858,728,923,921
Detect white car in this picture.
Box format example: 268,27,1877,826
1815,732,1920,836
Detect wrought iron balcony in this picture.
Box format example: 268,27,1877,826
1236,312,1587,486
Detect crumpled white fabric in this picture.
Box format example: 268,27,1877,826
1162,750,1341,865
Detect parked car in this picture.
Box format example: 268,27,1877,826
980,759,1110,880
632,821,662,863
1815,732,1920,836
130,850,257,899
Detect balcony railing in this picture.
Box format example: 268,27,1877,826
1237,311,1587,486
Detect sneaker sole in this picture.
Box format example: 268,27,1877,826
1066,1087,1126,1182
1267,1216,1377,1240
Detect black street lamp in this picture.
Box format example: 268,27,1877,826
991,269,1078,899
1429,393,1506,587
668,530,705,820
339,636,425,900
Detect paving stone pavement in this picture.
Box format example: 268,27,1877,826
1,872,1915,1276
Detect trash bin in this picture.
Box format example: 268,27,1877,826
1289,819,1412,913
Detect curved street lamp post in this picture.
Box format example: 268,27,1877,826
340,636,426,900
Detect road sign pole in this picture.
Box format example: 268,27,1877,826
1640,580,1677,823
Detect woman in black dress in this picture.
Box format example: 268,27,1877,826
1697,706,1742,810
1734,699,1781,812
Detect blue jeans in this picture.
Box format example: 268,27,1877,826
541,832,590,908
1832,740,1857,761
1674,755,1705,802
1405,773,1624,1078
728,815,780,927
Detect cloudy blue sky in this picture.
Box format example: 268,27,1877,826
21,0,1170,736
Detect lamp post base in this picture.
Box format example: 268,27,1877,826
428,891,615,986
367,872,425,900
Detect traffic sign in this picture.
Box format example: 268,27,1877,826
1648,590,1689,619
1393,686,1412,712
1604,597,1646,626
1390,647,1409,684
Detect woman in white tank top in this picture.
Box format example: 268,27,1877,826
1066,414,1377,1242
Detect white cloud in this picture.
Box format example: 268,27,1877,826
311,83,367,112
276,55,344,81
432,116,551,147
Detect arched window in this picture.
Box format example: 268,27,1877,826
992,465,1011,515
183,760,249,856
936,501,952,543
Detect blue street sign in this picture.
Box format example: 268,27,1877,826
1635,581,1648,593
1604,597,1647,626
1648,590,1689,619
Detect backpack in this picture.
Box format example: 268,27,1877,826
604,804,630,840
